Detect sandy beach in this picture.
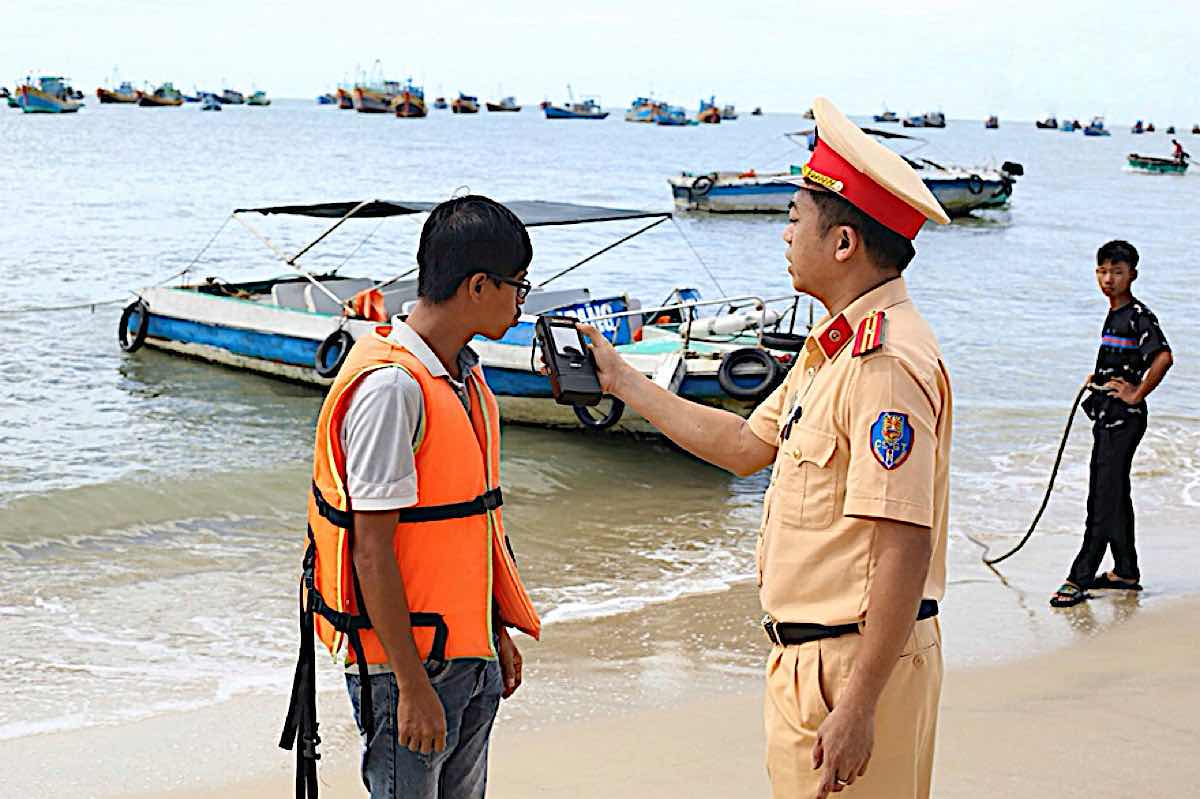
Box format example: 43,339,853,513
3,592,1191,798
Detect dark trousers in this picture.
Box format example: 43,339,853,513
1068,414,1147,585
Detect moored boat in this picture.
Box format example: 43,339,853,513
750,106,763,116
903,111,946,128
219,89,245,105
117,199,803,434
1083,116,1111,136
353,80,401,113
697,97,721,124
486,96,521,112
97,81,139,104
624,96,661,123
544,97,608,119
985,115,999,129
433,96,448,109
1126,153,1189,174
201,93,222,111
17,76,84,113
246,90,270,106
317,93,337,105
655,105,694,126
336,87,354,109
392,79,427,118
1192,124,1200,135
873,107,899,123
670,127,1022,217
1036,116,1058,129
721,104,737,120
451,93,480,113
138,82,184,107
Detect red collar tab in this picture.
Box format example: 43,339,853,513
852,310,886,357
817,314,854,359
805,139,926,240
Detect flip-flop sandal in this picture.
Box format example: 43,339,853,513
1050,583,1090,607
1089,573,1143,591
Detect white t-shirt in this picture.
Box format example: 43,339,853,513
339,320,476,511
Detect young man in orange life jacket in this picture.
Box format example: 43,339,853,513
297,196,541,799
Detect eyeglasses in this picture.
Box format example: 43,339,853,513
484,273,532,302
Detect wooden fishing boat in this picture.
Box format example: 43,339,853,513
246,90,270,106
1036,116,1058,129
486,96,521,112
201,93,222,111
624,97,661,123
97,81,139,104
17,76,84,113
117,200,805,434
451,93,480,113
1083,116,1111,136
138,83,183,107
1127,153,1189,174
721,104,737,120
219,89,245,105
873,107,898,123
389,79,426,117
985,115,999,129
698,97,721,124
544,98,608,119
655,105,694,127
335,87,354,109
433,96,448,109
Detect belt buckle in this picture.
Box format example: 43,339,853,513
762,614,781,645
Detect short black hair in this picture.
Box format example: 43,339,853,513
1097,239,1139,269
416,195,533,303
805,188,916,272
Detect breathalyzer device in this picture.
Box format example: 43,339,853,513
536,315,603,407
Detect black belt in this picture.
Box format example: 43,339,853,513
763,599,939,647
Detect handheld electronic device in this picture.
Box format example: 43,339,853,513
536,315,603,407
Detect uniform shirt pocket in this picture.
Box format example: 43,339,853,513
775,425,840,529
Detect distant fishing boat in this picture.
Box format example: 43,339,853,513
750,106,763,116
353,79,402,113
670,127,1022,217
219,89,245,105
655,105,695,127
392,79,427,118
697,97,722,124
451,93,480,113
200,93,222,111
433,96,448,109
117,199,803,434
873,106,899,123
721,104,737,120
1126,153,1189,175
903,111,946,128
1193,124,1200,135
802,108,815,120
985,115,999,129
317,93,336,105
1060,119,1076,132
17,76,84,113
335,87,354,109
544,96,608,120
486,96,521,112
1083,116,1111,136
97,81,139,104
624,97,661,123
1036,116,1058,129
246,90,270,106
138,82,184,107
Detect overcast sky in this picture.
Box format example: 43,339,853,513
5,0,1198,123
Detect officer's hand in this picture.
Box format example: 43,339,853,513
1104,377,1140,405
497,627,523,699
812,703,875,798
395,673,448,755
577,324,632,397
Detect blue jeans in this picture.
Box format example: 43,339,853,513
346,659,502,799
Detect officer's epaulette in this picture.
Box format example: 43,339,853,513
851,310,885,357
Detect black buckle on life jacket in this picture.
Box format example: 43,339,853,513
311,482,353,530
395,487,504,523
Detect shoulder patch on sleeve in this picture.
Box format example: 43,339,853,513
852,310,886,357
870,411,913,470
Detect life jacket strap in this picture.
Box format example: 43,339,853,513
311,482,503,528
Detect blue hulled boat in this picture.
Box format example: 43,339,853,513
118,200,802,433
17,76,84,113
544,96,608,120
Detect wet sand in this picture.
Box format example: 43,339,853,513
6,592,1195,798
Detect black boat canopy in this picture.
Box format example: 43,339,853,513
234,200,671,227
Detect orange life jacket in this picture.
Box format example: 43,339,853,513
282,327,540,796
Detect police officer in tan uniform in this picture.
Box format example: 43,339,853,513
581,97,952,798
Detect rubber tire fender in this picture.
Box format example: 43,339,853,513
966,173,985,195
573,396,625,431
690,174,715,197
119,299,149,352
717,348,782,402
759,332,807,352
315,329,355,378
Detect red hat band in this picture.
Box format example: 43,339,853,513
802,139,925,240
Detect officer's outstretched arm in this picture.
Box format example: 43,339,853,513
579,324,777,476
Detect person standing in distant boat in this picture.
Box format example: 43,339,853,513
1051,240,1173,608
1171,139,1189,163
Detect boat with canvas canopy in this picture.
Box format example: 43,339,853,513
117,199,807,433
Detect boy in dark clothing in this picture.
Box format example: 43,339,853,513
1052,240,1174,608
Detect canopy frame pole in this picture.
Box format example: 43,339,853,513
537,216,669,288
287,200,375,266
231,213,349,311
